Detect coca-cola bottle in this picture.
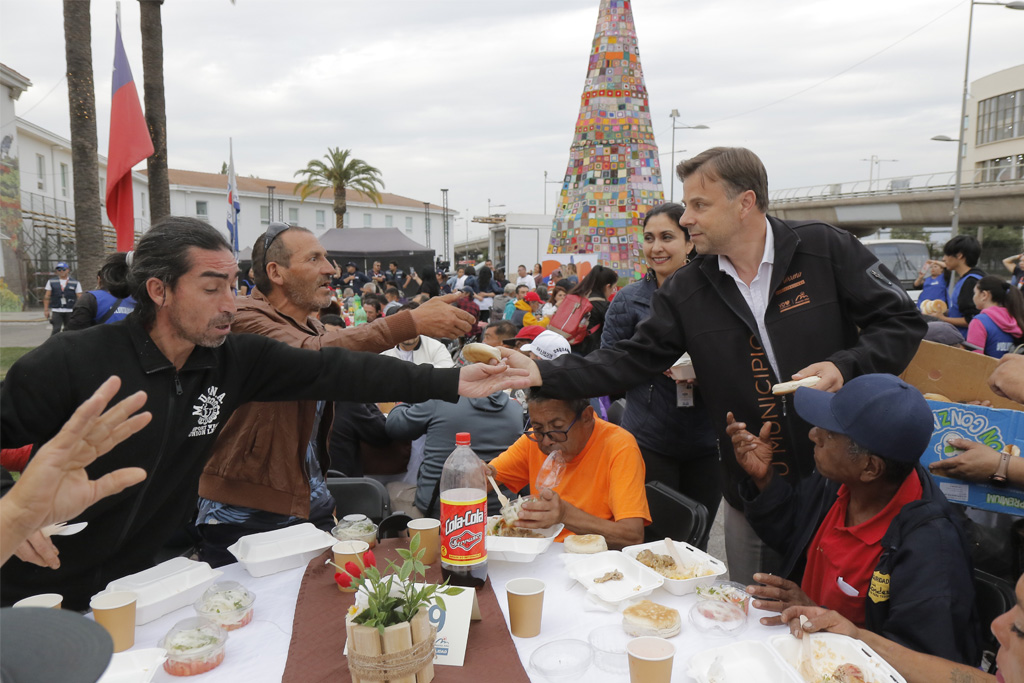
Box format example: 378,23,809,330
440,432,488,588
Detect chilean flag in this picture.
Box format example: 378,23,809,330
226,138,240,254
105,6,154,251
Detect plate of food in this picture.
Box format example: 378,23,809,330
688,640,803,683
485,515,563,562
565,550,664,604
622,539,727,595
769,633,906,683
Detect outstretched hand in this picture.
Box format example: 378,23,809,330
410,292,475,338
928,438,1004,483
497,346,543,386
457,361,531,397
747,573,817,626
726,412,775,490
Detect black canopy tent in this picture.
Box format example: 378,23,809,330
319,228,434,280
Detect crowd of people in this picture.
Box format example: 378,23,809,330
1,146,1022,682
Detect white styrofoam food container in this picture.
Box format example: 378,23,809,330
688,640,803,683
565,550,664,604
227,523,335,577
96,648,167,683
770,633,906,683
105,557,222,625
621,539,727,595
485,516,564,562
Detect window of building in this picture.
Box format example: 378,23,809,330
36,154,45,190
60,163,69,197
316,209,326,229
978,154,1024,183
363,213,372,227
976,88,1023,146
99,175,105,206
405,216,413,229
141,191,146,217
260,205,270,225
289,207,299,224
385,215,393,228
196,201,209,220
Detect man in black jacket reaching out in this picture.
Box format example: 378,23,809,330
503,147,927,585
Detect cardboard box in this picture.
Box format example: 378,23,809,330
901,341,1024,516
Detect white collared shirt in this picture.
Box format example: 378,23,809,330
718,219,780,377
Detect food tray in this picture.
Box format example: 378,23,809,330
485,516,564,562
96,648,167,683
565,550,664,604
105,557,222,625
621,539,727,595
688,640,803,683
227,523,335,577
770,633,906,683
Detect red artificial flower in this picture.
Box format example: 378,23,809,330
334,572,352,588
363,550,377,569
345,561,362,579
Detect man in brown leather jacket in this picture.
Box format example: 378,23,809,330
195,223,476,565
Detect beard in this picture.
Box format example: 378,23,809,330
171,307,234,348
285,277,332,314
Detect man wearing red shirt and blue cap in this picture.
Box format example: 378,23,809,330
728,373,981,664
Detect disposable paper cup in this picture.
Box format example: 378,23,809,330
332,540,370,593
13,593,63,609
627,636,675,683
408,518,441,564
506,578,544,638
90,590,137,652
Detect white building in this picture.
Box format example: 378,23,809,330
963,63,1024,183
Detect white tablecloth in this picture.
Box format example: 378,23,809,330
109,548,788,682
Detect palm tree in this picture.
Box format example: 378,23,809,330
293,148,384,229
138,0,169,221
63,0,104,282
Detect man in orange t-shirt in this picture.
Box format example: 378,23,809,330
487,389,650,549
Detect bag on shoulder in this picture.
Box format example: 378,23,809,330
547,294,593,345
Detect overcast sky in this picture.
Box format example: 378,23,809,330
1,0,1021,240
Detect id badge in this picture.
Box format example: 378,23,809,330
676,383,694,407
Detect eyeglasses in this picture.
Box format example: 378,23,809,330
55,267,68,271
525,411,583,443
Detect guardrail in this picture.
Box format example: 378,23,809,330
769,164,1024,203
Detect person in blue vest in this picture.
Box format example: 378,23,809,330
42,261,82,336
966,275,1024,358
912,260,947,313
932,235,984,333
67,253,136,331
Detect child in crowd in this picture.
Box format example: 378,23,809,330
967,275,1024,358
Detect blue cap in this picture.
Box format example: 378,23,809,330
794,374,934,463
55,262,69,269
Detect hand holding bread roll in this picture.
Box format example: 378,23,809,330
462,342,502,364
772,376,821,395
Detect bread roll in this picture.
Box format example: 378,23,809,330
923,393,953,403
622,599,681,637
931,300,948,315
771,376,821,395
563,534,608,554
462,343,501,364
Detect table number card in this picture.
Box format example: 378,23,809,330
420,583,477,667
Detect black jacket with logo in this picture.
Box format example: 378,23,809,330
539,217,927,509
739,465,981,664
0,318,460,609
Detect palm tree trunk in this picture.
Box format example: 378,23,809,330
139,0,169,223
63,0,104,282
334,186,346,229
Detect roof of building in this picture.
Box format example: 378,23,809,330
159,168,446,212
0,63,32,96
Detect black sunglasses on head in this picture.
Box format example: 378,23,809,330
263,222,291,253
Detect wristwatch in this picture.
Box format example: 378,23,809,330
991,450,1013,486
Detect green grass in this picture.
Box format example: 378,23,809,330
1,347,33,380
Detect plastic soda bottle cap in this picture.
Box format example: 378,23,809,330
455,432,471,446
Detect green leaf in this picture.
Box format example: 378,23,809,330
409,533,421,553
396,548,412,561
435,597,447,612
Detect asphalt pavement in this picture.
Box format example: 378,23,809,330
0,310,50,348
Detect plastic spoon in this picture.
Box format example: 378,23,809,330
798,615,816,679
487,474,511,510
664,537,687,569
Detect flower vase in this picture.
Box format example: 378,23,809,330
346,609,435,683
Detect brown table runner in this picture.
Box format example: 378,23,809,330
282,539,531,683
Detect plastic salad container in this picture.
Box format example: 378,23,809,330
331,514,378,548
159,617,228,677
193,581,256,631
694,580,752,614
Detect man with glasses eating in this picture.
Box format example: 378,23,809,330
486,388,650,549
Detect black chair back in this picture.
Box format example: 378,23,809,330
643,481,709,549
325,473,391,524
974,569,1015,673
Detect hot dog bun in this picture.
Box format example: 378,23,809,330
771,376,821,395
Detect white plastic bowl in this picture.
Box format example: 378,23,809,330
621,539,727,596
687,640,803,683
769,633,906,683
106,558,222,625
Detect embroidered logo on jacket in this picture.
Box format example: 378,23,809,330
189,386,226,437
868,571,891,603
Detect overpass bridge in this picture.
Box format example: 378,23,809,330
768,166,1024,238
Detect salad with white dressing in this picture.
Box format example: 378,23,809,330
193,581,256,630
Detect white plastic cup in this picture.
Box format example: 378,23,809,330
13,593,63,609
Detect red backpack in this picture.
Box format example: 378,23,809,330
547,294,595,346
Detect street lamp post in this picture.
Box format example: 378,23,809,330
948,0,1024,236
543,171,562,215
860,155,898,191
668,110,709,202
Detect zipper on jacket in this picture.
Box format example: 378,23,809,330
114,372,180,549
781,394,788,417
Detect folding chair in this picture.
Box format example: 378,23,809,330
643,480,709,549
325,472,391,524
974,569,1015,673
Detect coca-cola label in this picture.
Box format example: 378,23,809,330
440,494,487,566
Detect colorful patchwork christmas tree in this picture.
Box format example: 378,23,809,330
548,0,665,280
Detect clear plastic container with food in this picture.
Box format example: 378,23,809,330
694,580,751,614
193,581,256,631
689,599,748,637
331,514,378,548
160,617,228,677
